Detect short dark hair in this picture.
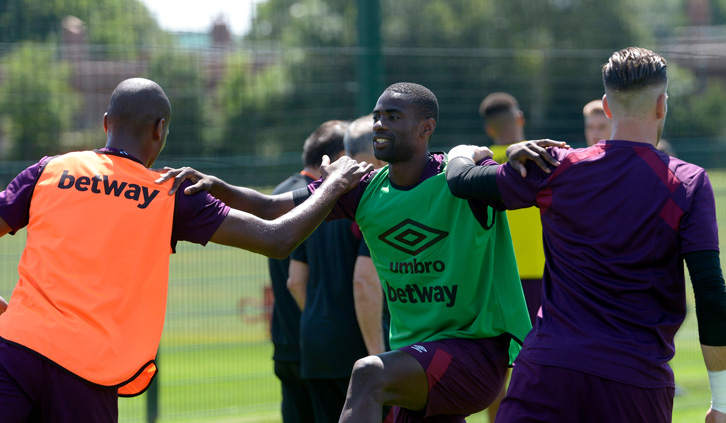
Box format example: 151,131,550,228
384,82,439,123
107,78,171,136
302,120,349,168
479,92,519,120
602,47,667,92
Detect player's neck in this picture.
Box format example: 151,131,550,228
302,166,321,180
609,120,658,147
387,151,429,187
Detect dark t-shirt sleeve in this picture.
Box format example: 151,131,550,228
446,157,502,201
496,153,557,210
171,180,230,247
298,171,378,221
358,238,371,258
290,242,307,263
679,170,720,254
0,158,49,234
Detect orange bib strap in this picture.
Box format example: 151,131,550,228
118,361,157,397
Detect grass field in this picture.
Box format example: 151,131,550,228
0,169,725,422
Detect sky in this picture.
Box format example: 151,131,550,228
139,0,265,36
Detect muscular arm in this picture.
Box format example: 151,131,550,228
287,259,308,311
353,256,385,355
157,168,297,220
210,178,342,258
209,157,372,258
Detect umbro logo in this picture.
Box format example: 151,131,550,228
411,345,427,353
378,219,448,256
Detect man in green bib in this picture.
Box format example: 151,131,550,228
157,83,532,422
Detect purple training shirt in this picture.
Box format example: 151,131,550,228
494,140,719,388
0,150,229,248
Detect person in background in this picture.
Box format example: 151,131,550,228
343,114,390,358
583,99,612,146
287,120,388,422
478,92,545,422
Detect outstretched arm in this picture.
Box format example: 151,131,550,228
156,167,299,220
209,156,372,259
684,250,726,422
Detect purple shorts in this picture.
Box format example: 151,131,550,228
0,339,118,423
497,354,675,422
393,335,510,423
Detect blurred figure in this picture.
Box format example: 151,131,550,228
267,126,332,422
479,92,525,146
344,115,390,358
657,138,676,156
583,99,612,146
287,120,385,423
478,92,545,422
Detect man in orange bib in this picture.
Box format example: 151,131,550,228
0,78,371,423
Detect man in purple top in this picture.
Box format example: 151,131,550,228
446,47,726,422
0,78,371,422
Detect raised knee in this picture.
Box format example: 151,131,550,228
350,355,386,391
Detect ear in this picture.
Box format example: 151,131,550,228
421,117,436,139
516,110,526,127
656,93,667,119
602,94,613,119
153,118,166,142
103,113,109,134
484,124,497,140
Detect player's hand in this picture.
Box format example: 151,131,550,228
155,166,218,196
448,145,493,163
506,139,570,177
0,295,7,315
706,407,726,423
319,155,373,192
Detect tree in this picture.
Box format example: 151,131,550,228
0,44,81,160
215,52,293,156
0,0,165,58
147,50,207,157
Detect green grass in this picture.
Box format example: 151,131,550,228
2,170,726,422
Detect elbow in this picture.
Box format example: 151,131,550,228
267,233,299,259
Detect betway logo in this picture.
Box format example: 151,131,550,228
57,170,159,209
385,281,458,308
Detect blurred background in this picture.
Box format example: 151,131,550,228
0,0,724,422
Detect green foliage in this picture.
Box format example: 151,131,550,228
0,44,81,160
215,53,294,155
0,0,165,57
665,65,726,139
148,50,207,157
